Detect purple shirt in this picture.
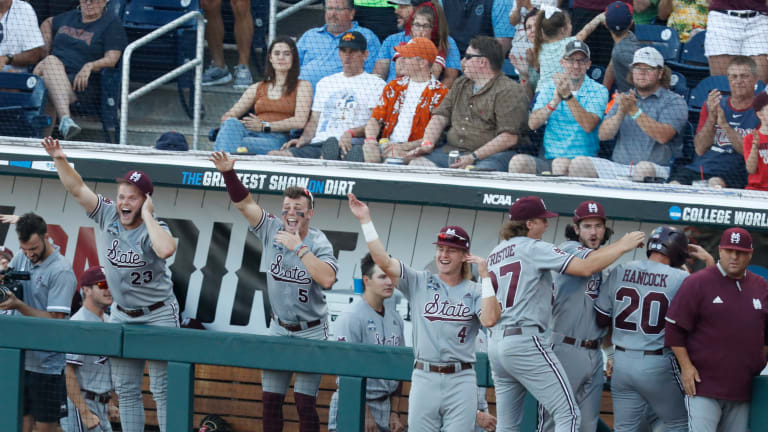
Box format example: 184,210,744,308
709,0,768,12
665,264,768,401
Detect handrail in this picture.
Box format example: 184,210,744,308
268,0,318,46
120,10,205,149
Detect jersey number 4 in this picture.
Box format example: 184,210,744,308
614,287,668,334
489,262,521,307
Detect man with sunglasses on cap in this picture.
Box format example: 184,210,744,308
666,227,768,432
210,151,338,432
348,192,485,431
478,196,644,431
41,137,179,432
62,266,117,432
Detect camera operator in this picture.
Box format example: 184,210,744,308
0,212,76,432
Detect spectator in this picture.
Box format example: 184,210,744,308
508,7,540,98
327,253,406,432
374,1,461,87
532,6,605,92
61,266,117,432
35,0,127,139
0,0,45,71
657,0,707,42
668,56,758,188
214,37,313,154
603,1,642,93
363,38,449,162
297,0,381,88
0,245,11,270
705,0,768,82
570,0,620,66
408,36,529,171
633,0,659,24
0,212,76,432
569,47,687,181
744,92,768,190
200,0,254,88
269,31,385,161
442,0,515,55
666,227,768,432
510,40,608,175
354,0,398,43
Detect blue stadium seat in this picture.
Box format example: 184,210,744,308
670,71,688,99
0,73,51,138
587,65,605,83
668,31,709,86
688,75,766,112
634,24,681,61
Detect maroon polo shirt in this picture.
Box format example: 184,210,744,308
665,264,768,401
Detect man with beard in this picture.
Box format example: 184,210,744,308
0,212,76,432
41,137,179,432
210,152,338,432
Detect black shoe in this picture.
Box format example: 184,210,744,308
321,137,340,160
345,144,364,162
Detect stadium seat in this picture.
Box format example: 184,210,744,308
587,65,605,83
634,24,681,61
668,31,709,86
688,75,766,112
670,71,688,99
70,68,122,143
0,72,51,138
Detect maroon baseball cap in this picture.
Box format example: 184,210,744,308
80,266,107,287
0,246,13,262
719,227,753,251
433,226,471,251
573,200,606,223
116,170,154,196
508,196,558,221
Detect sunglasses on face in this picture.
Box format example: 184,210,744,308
95,281,109,290
438,232,468,242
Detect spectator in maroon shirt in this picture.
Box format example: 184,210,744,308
665,227,768,432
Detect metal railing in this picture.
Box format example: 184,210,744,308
269,0,318,46
120,11,205,149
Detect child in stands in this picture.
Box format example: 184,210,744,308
744,92,768,191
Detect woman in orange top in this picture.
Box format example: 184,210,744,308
214,37,312,154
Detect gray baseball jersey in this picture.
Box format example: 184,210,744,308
88,195,175,308
486,236,575,330
249,211,338,323
8,247,76,374
398,263,482,363
66,307,113,394
594,260,689,351
334,297,405,398
551,240,606,341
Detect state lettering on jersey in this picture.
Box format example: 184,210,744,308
423,293,473,322
621,269,668,288
106,239,147,268
269,254,311,284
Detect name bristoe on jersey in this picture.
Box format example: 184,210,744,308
486,236,575,330
552,240,606,341
249,211,338,323
595,260,689,351
398,263,482,364
89,195,174,308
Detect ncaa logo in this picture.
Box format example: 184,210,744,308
669,206,682,221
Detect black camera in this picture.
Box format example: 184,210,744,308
0,268,30,303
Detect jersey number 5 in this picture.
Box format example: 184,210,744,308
489,262,521,307
614,287,669,334
298,288,309,303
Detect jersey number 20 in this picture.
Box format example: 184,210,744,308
614,287,668,334
489,262,521,307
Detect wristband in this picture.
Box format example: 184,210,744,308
481,277,495,298
298,248,311,259
294,243,305,255
602,345,615,358
471,152,479,163
546,103,556,111
222,169,249,203
421,140,433,148
364,137,377,143
631,108,643,120
361,221,379,242
346,129,355,137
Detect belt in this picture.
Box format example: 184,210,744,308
715,9,758,18
278,318,322,332
561,336,599,350
503,325,543,337
413,361,473,374
616,345,664,356
82,390,111,404
116,301,165,318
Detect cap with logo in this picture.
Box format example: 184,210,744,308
508,196,558,220
719,227,753,251
338,31,367,51
573,200,605,223
605,1,633,32
0,246,13,262
433,225,471,251
81,266,107,288
117,170,154,196
395,37,438,63
632,46,664,68
563,40,591,59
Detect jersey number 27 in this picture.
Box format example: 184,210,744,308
489,262,521,307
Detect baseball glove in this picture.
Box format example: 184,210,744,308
199,414,232,432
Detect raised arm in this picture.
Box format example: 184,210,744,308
565,231,645,277
465,254,501,328
209,152,265,226
347,193,401,281
141,194,177,259
41,137,99,214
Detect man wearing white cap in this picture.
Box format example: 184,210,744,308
569,47,688,182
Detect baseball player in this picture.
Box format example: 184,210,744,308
594,226,713,432
42,137,179,432
477,196,645,432
61,266,117,432
210,152,338,432
538,200,614,432
348,193,484,432
328,253,405,432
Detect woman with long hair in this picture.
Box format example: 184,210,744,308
214,36,312,154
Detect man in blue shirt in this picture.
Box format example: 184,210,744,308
298,0,381,88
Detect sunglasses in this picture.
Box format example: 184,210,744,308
95,281,109,290
437,232,468,243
